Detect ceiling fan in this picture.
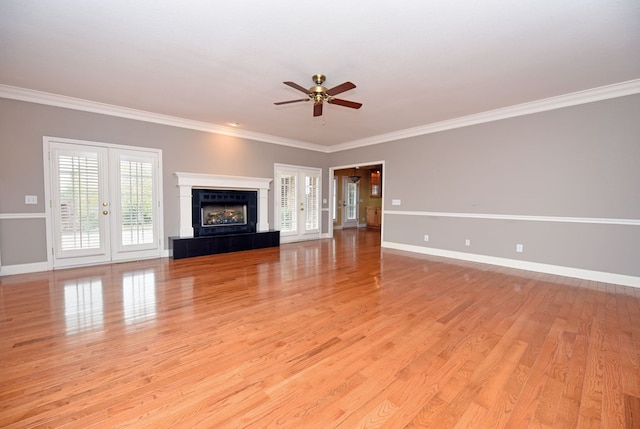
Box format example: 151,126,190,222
274,74,362,117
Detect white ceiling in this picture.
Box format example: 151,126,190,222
1,1,639,150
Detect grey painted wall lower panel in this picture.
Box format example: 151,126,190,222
0,218,48,266
383,213,640,277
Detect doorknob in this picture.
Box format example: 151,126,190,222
103,210,109,215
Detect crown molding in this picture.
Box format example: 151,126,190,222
327,78,640,153
0,84,327,152
2,79,639,154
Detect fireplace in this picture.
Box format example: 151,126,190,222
174,172,272,238
192,189,257,236
171,173,278,259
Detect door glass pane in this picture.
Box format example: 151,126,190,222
346,182,358,220
120,159,154,246
280,174,297,233
332,177,337,222
305,175,319,230
58,154,101,251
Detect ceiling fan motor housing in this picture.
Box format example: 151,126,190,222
310,75,328,104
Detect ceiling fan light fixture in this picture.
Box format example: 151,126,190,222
274,74,362,117
348,167,361,183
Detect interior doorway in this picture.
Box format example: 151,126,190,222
330,161,384,238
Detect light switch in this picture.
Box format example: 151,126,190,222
391,199,401,206
25,195,38,205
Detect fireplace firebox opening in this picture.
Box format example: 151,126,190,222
192,189,257,237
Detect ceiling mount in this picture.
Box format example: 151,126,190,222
274,74,362,117
312,74,326,85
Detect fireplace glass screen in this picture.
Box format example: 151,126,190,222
201,204,247,227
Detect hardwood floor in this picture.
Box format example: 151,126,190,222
1,228,639,428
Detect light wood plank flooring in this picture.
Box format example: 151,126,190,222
1,229,639,428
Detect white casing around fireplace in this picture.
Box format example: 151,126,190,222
175,172,272,238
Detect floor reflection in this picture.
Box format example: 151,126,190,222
122,269,157,325
64,277,104,335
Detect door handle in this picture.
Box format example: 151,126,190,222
103,210,109,215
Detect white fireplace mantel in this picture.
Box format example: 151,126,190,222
175,172,272,238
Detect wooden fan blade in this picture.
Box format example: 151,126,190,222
313,103,323,117
283,81,310,94
274,99,308,105
326,81,356,96
328,98,362,109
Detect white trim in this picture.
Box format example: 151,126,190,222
382,241,640,288
175,172,272,238
0,262,49,276
384,210,640,226
0,85,325,152
0,213,46,220
327,79,640,152
2,79,639,153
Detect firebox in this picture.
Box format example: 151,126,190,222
192,189,257,236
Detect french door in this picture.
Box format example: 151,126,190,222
275,164,321,243
342,176,359,228
45,138,163,268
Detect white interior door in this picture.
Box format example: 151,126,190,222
342,177,359,228
47,138,162,268
275,164,321,243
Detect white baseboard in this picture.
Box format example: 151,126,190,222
0,262,50,277
382,241,640,288
1,250,171,277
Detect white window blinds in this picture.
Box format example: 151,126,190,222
120,159,154,246
280,174,297,233
58,154,101,251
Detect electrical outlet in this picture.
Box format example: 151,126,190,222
465,239,471,246
423,234,429,242
516,244,524,253
391,199,401,206
25,195,37,204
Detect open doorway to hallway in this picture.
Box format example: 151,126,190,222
330,162,384,238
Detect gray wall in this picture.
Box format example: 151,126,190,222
0,98,328,266
1,94,639,280
329,94,640,277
